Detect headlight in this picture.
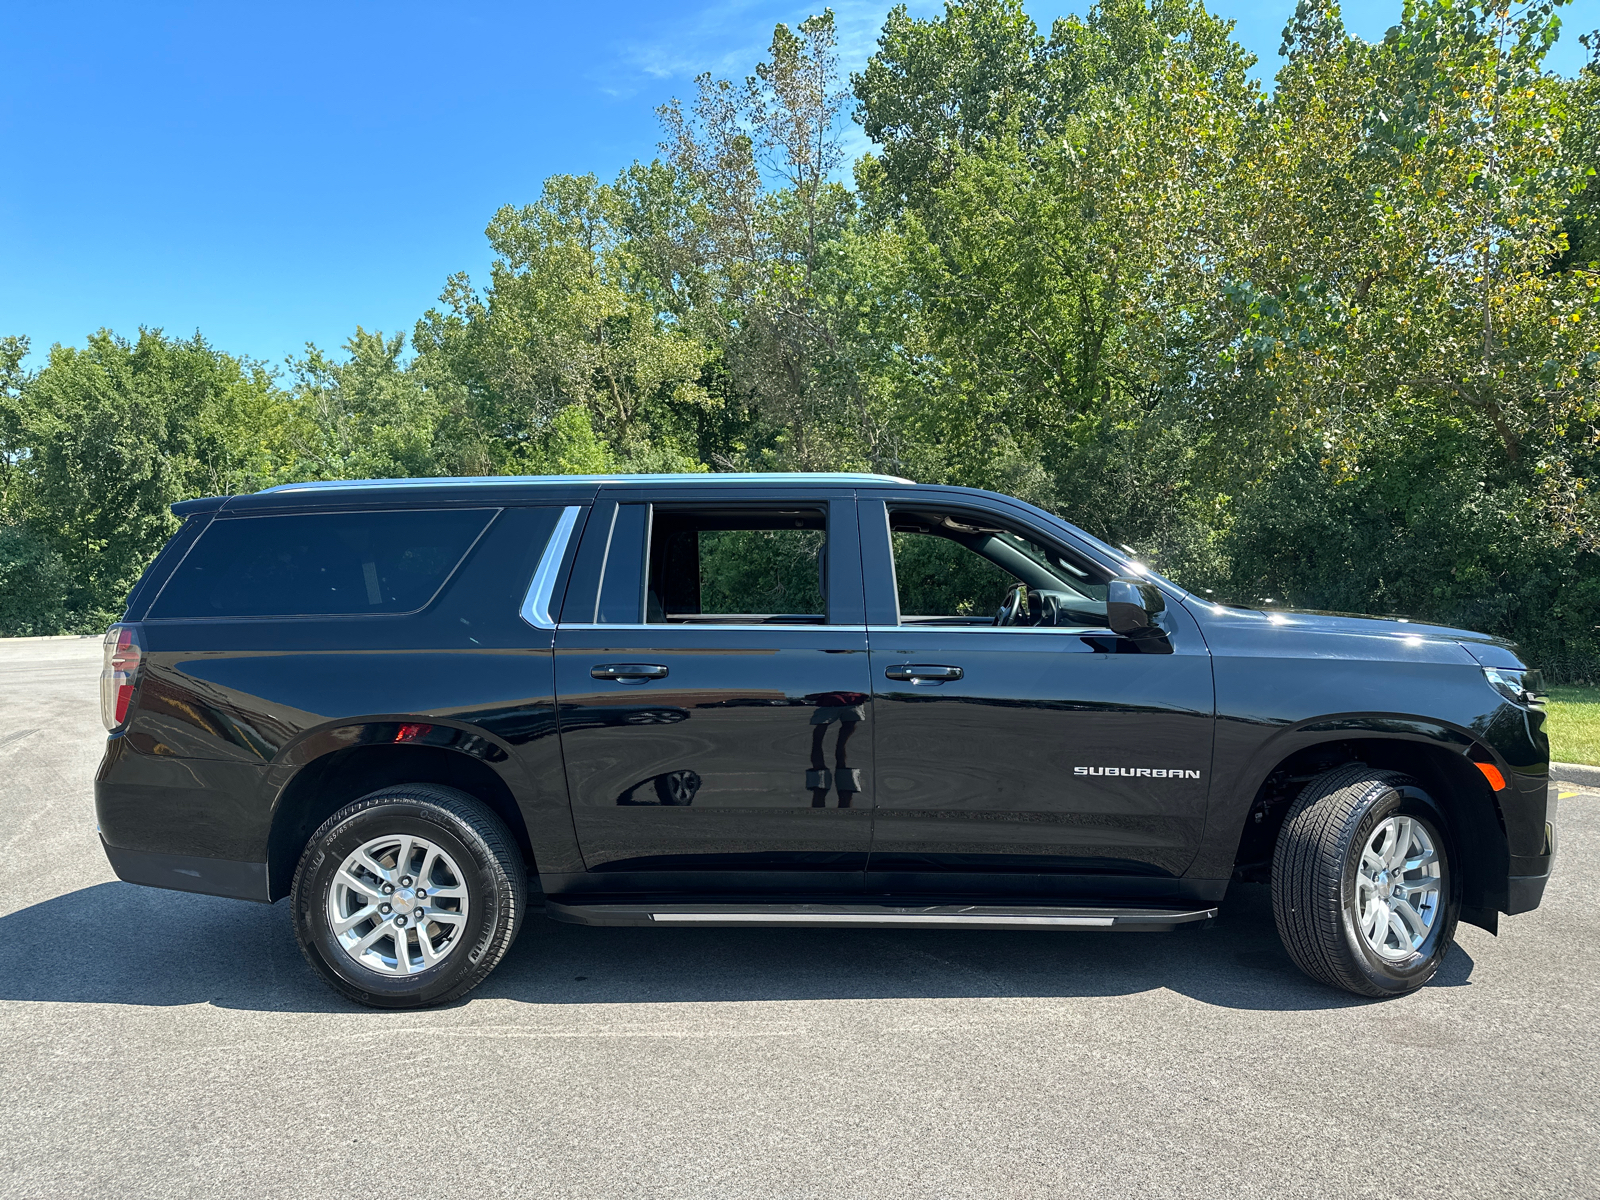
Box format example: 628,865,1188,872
1483,666,1546,709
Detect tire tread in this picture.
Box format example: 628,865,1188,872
1272,766,1430,998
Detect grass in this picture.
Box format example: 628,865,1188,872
1548,685,1600,767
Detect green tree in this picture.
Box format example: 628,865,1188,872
0,328,291,623
661,10,904,470
413,173,712,474
0,522,73,636
0,335,32,515
1557,33,1600,269
288,328,467,481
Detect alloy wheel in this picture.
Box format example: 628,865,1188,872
1355,814,1443,961
328,834,471,976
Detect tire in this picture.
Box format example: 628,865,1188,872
1272,766,1460,998
291,784,528,1009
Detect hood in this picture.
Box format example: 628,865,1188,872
1184,601,1527,668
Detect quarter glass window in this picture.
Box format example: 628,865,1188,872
149,508,496,619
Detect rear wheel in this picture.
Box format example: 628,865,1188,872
1272,766,1460,998
291,784,527,1009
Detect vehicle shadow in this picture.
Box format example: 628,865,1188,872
0,880,1474,1014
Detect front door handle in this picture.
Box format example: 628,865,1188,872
884,664,963,682
591,663,670,682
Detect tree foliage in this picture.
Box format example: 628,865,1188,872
3,0,1598,677
0,329,290,626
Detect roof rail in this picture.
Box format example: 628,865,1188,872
256,471,915,494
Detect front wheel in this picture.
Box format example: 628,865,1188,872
1272,766,1460,998
291,784,528,1009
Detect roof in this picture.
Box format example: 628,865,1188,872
256,471,915,494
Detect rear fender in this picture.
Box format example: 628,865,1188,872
273,719,513,770
263,718,578,899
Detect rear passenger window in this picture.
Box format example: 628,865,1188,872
148,509,497,619
648,508,827,623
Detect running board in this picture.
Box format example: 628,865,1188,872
545,901,1217,932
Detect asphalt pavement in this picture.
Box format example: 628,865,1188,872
1,635,1595,1199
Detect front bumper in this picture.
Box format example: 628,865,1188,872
1505,871,1550,915
1503,792,1557,917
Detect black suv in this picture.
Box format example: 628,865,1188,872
94,473,1556,1007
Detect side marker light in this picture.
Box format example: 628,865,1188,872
1474,762,1507,791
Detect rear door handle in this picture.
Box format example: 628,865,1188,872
591,663,670,682
884,664,963,682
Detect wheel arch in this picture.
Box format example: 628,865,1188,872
1228,721,1510,933
266,728,537,901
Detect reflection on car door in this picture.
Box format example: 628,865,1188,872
859,496,1217,902
550,487,873,897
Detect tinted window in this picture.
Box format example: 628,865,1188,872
149,509,497,619
648,508,827,623
890,509,1109,627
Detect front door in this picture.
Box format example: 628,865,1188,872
859,496,1215,901
552,488,872,897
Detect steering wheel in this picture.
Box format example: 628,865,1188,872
995,582,1030,627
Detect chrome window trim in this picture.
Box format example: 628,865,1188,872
553,622,1108,634
520,506,583,631
556,622,868,633
865,624,1109,635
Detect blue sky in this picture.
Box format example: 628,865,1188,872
4,0,1597,373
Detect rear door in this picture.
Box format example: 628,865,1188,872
551,485,872,897
859,493,1216,900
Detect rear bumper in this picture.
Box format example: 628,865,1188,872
101,838,270,903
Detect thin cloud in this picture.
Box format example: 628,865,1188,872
593,0,941,102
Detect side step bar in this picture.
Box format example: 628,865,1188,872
546,901,1218,932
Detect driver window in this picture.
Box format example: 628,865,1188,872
889,510,1109,628
892,530,1016,619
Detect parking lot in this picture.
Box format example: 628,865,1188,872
0,634,1595,1198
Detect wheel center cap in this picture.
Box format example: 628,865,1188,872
393,891,414,913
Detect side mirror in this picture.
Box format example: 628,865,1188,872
1106,578,1166,637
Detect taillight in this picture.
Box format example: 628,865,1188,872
101,624,143,732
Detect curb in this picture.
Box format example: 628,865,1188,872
0,634,100,643
1552,761,1600,788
